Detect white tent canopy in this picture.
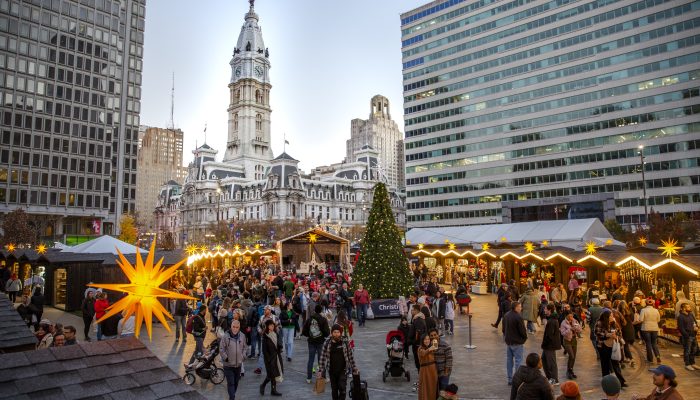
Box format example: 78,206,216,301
406,219,623,250
67,235,145,255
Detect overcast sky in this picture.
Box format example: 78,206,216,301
140,0,428,172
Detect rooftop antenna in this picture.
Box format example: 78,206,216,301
168,72,175,130
283,132,289,153
204,122,207,144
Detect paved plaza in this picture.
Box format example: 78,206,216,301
42,294,700,399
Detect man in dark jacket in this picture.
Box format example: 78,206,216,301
81,291,95,342
186,305,207,367
510,353,554,400
174,293,189,342
492,283,509,328
677,303,699,370
541,303,561,385
302,304,330,383
508,279,520,302
503,302,527,385
409,304,428,372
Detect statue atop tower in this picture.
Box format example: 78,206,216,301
223,0,273,180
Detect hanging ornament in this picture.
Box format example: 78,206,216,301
658,238,681,259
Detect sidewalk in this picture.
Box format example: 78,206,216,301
40,296,700,399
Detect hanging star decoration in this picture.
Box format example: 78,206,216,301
185,244,199,256
584,241,598,255
234,244,241,251
500,236,507,242
605,239,613,246
530,263,537,273
448,243,456,250
541,240,549,248
638,237,648,246
36,243,47,254
444,239,450,244
199,245,208,253
406,240,411,245
481,243,490,251
417,243,424,250
544,272,554,280
658,238,682,259
308,233,318,244
88,241,194,340
524,242,535,253
254,243,261,250
213,244,223,252
6,243,16,253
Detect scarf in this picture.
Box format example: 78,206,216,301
266,331,284,382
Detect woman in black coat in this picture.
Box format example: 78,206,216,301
30,287,44,330
260,319,283,396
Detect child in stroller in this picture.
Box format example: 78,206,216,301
183,338,225,385
382,330,410,382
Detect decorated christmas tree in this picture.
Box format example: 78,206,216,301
353,183,413,298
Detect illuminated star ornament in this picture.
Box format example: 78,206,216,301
605,239,613,246
448,243,456,250
584,241,598,255
185,244,199,256
417,243,424,250
481,243,490,251
658,238,682,259
308,233,318,244
234,244,241,251
500,236,507,242
88,241,195,340
213,244,223,252
638,237,648,246
541,240,549,248
6,243,16,253
254,243,261,250
36,243,47,254
524,242,535,253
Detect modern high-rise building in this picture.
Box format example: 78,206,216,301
135,125,185,232
401,0,700,229
0,0,146,239
345,95,405,190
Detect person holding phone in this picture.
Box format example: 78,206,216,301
417,334,439,400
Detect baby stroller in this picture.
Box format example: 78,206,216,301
382,330,410,382
183,338,225,385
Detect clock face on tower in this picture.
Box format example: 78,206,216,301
254,66,263,78
234,66,242,78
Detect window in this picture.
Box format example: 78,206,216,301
255,114,262,131
233,113,238,130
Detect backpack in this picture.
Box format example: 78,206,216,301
185,315,195,334
309,317,323,340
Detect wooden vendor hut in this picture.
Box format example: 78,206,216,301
277,228,349,273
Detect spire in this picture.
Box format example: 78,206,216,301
245,0,259,22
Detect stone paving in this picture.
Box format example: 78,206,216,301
41,295,700,399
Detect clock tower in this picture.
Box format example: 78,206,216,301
223,0,272,180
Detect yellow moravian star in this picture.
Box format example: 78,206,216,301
658,238,682,259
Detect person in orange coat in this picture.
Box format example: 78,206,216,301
93,292,109,341
417,333,438,400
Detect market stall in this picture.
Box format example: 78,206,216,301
276,228,349,273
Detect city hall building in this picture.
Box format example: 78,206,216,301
401,0,700,228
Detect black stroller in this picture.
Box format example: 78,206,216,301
382,330,410,382
183,338,225,385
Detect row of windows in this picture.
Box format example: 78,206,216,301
0,168,111,192
403,0,603,59
403,3,694,82
408,207,501,222
402,15,698,96
1,148,110,174
405,88,699,155
1,117,111,143
408,194,502,209
407,124,696,173
401,0,468,26
0,187,110,208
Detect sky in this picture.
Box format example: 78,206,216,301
140,0,429,172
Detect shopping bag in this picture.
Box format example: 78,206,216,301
366,306,374,320
314,377,326,394
611,340,622,361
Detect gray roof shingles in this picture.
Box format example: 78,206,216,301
0,293,38,351
0,337,205,399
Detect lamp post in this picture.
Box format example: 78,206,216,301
638,145,649,226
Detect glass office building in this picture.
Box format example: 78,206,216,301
0,0,145,238
401,0,700,228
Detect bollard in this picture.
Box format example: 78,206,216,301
464,313,476,349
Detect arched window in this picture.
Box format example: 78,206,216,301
256,90,261,104
256,114,262,131
233,113,238,130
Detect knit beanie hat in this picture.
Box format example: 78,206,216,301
560,381,579,397
601,375,621,395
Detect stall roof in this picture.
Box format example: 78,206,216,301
406,219,622,250
68,235,145,255
278,228,349,245
0,293,37,352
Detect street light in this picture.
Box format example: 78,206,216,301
638,145,649,226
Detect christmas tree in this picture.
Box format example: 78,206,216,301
353,183,413,298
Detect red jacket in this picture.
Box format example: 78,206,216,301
354,289,370,305
94,299,109,319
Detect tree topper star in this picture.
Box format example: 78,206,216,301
88,240,194,340
658,238,682,259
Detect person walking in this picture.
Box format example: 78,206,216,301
492,283,509,328
636,298,662,364
353,283,370,327
30,286,44,330
560,311,583,379
93,292,109,341
502,302,528,385
617,300,636,366
260,319,283,396
676,303,699,371
302,304,330,384
519,287,540,334
339,282,353,320
5,273,21,302
409,304,428,371
594,310,626,387
279,301,297,362
586,298,604,356
80,290,95,342
510,353,554,400
417,334,439,400
444,294,455,335
317,324,359,400
429,328,452,391
541,303,561,386
220,320,247,400
631,365,684,400
174,292,189,342
186,305,207,367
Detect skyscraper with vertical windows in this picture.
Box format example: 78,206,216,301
401,0,700,229
0,0,145,239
